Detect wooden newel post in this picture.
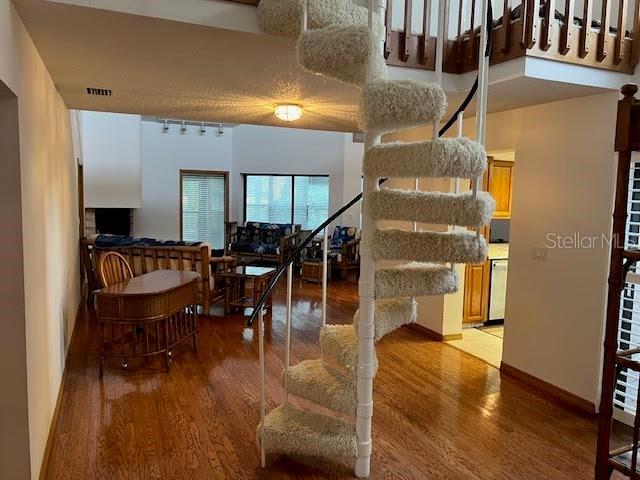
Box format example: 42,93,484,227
595,84,638,480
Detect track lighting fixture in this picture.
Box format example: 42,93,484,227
162,120,169,133
180,122,187,135
200,123,206,135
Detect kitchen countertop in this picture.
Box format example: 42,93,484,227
488,243,509,260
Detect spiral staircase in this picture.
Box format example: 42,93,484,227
252,0,495,477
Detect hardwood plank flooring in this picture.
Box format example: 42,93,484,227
44,276,624,479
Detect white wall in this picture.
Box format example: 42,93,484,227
384,93,616,407
0,1,81,478
81,111,142,208
133,120,234,240
231,124,362,229
469,92,617,406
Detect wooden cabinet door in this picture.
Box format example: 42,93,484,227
463,260,490,324
488,160,514,219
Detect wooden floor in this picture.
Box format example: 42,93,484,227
45,276,623,479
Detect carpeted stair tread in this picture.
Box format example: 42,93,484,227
286,359,356,415
361,80,446,134
368,189,495,227
320,324,361,375
258,0,376,36
297,25,387,86
353,298,417,341
376,262,458,298
259,404,357,458
373,229,488,264
363,137,487,179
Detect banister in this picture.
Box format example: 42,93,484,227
246,0,494,327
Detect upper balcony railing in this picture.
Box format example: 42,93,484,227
229,0,640,73
387,0,640,73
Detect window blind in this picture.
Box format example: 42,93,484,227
245,175,293,224
244,174,330,228
181,172,226,249
294,176,330,230
615,159,640,423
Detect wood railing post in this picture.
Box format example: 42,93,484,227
421,0,433,64
597,0,611,60
385,0,393,58
559,0,576,54
401,0,413,61
502,0,513,53
579,0,594,57
615,0,629,64
631,0,640,65
540,0,556,50
524,0,541,48
595,84,638,480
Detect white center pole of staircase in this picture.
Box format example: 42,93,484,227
284,262,293,404
474,0,490,198
258,309,266,468
301,0,308,32
455,111,463,195
355,1,386,478
322,226,328,328
433,0,446,138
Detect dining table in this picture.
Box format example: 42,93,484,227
94,269,200,378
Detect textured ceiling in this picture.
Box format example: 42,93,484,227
13,0,610,133
14,0,363,132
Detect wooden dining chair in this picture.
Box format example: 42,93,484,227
98,251,134,287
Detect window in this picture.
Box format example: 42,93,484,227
180,170,228,249
244,174,330,230
615,159,640,425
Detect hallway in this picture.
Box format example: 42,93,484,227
44,278,623,479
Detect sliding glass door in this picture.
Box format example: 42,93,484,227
244,174,329,230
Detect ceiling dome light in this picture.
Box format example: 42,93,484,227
275,104,303,122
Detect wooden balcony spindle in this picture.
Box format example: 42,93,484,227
540,0,556,50
632,0,640,65
597,0,612,60
524,0,541,48
559,0,576,54
468,0,477,63
502,0,513,54
579,0,594,57
421,0,432,64
385,0,393,59
457,0,467,67
401,0,414,61
615,0,629,63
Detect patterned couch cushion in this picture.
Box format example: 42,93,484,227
230,222,295,255
330,226,359,251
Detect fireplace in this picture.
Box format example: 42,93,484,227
90,208,131,236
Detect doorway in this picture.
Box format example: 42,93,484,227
446,151,515,368
0,81,31,477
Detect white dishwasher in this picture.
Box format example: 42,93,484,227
488,259,508,322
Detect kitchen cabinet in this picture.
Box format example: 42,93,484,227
463,259,491,324
488,159,514,219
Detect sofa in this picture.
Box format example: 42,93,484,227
225,221,300,265
81,235,236,315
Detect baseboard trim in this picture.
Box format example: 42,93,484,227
39,301,84,480
500,362,596,416
409,323,463,342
